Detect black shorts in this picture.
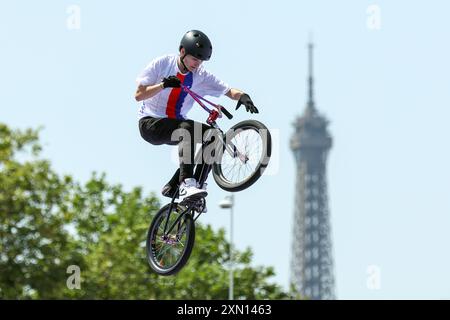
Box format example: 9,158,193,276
138,116,212,146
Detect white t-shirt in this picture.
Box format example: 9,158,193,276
136,54,230,120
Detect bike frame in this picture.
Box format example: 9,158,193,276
161,85,246,237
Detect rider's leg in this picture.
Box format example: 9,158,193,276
194,164,211,187
178,121,216,182
177,120,216,200
192,129,216,213
161,168,180,198
139,116,180,146
193,126,219,189
139,116,212,198
139,117,186,197
177,120,197,183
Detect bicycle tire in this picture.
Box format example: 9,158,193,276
146,203,195,276
212,120,271,192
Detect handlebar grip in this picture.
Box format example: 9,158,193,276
221,106,233,119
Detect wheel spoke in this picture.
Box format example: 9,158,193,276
150,207,190,269
220,127,264,184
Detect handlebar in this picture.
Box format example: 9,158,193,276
221,106,233,119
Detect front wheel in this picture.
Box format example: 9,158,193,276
213,120,271,192
146,203,195,276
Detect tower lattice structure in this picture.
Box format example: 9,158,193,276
290,42,335,300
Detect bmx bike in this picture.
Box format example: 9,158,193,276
146,85,272,275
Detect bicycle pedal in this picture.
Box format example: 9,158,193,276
193,198,207,213
180,196,205,207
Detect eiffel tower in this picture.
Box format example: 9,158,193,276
289,41,335,300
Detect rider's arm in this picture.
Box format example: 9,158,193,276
225,88,244,100
135,83,164,102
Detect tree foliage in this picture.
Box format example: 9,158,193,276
0,123,290,299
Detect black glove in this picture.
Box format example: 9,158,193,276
162,76,181,89
236,93,259,114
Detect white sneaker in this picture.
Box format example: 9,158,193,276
178,178,207,202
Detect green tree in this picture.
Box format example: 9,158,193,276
0,123,290,299
0,124,82,298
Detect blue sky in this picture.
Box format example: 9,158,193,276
2,1,450,299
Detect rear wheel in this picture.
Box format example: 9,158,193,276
146,204,195,276
213,120,271,192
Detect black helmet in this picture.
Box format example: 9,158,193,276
179,30,212,61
